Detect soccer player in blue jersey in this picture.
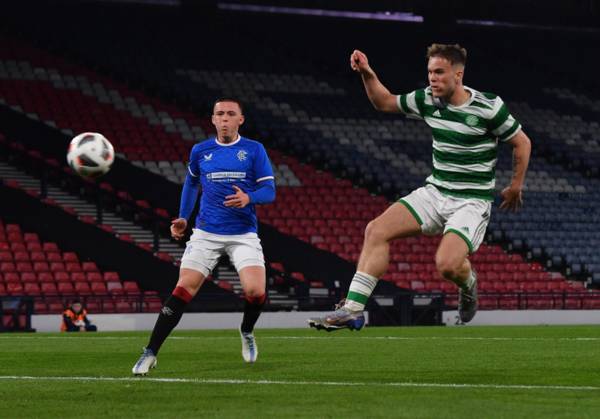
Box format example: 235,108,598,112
132,98,276,375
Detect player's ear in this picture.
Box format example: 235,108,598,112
239,115,245,125
211,114,217,126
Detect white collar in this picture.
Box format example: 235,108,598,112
215,134,241,147
447,86,475,109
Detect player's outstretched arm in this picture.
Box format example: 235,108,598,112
500,130,532,212
351,49,400,113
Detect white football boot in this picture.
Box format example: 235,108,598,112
132,347,157,376
239,328,258,363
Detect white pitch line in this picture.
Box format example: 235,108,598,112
1,336,600,342
0,375,597,392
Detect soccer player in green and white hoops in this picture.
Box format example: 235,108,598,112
309,44,531,329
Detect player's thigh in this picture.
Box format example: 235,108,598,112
238,265,266,297
180,229,224,285
435,233,469,273
175,268,207,296
226,235,266,296
366,202,422,242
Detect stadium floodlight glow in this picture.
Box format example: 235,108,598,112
456,18,600,33
217,2,424,23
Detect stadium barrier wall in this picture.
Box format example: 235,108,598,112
31,311,364,332
32,310,600,331
443,310,600,326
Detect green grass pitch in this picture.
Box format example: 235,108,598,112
1,325,600,418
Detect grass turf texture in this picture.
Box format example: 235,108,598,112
1,326,599,418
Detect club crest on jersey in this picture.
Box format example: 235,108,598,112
465,115,479,127
204,153,213,161
237,150,248,161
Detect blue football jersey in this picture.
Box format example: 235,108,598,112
188,136,274,235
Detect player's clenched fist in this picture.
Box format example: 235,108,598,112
350,50,369,72
170,218,187,240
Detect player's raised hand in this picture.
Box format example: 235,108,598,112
500,185,523,212
170,218,187,240
350,49,370,73
224,185,250,208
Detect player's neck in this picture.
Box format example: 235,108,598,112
447,86,471,107
216,133,240,145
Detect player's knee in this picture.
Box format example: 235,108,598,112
177,269,205,296
364,219,388,244
435,256,460,280
244,287,265,299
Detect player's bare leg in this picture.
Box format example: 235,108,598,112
132,268,205,375
309,203,421,331
436,233,477,323
238,266,266,363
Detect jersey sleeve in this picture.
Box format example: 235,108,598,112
396,89,425,119
187,145,200,177
488,96,522,142
253,144,275,183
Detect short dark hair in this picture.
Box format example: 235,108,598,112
213,97,243,114
426,44,467,66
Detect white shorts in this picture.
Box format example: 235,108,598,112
399,184,492,253
180,229,265,277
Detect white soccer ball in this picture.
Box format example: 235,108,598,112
67,132,114,179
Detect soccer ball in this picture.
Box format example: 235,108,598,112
67,132,114,179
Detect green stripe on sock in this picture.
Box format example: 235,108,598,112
347,291,369,305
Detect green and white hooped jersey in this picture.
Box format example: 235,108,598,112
396,86,521,201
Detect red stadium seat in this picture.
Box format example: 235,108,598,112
123,281,141,295
16,262,33,273
41,283,59,296
42,242,59,252
82,261,99,272
54,272,70,283
65,262,83,273
103,272,120,282
33,262,50,273
48,302,64,313
20,272,37,283
91,282,108,295
74,282,92,296
107,282,124,295
13,251,30,262
34,301,49,314
58,282,75,295
30,251,46,262
0,262,17,273
217,280,233,291
46,252,62,262
115,300,135,313
23,283,41,295
86,272,103,283
50,262,66,272
62,252,79,263
7,283,24,295
144,299,163,312
4,272,20,283
71,272,87,283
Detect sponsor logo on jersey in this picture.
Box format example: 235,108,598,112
433,110,441,117
461,226,470,233
204,153,213,161
207,171,246,182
